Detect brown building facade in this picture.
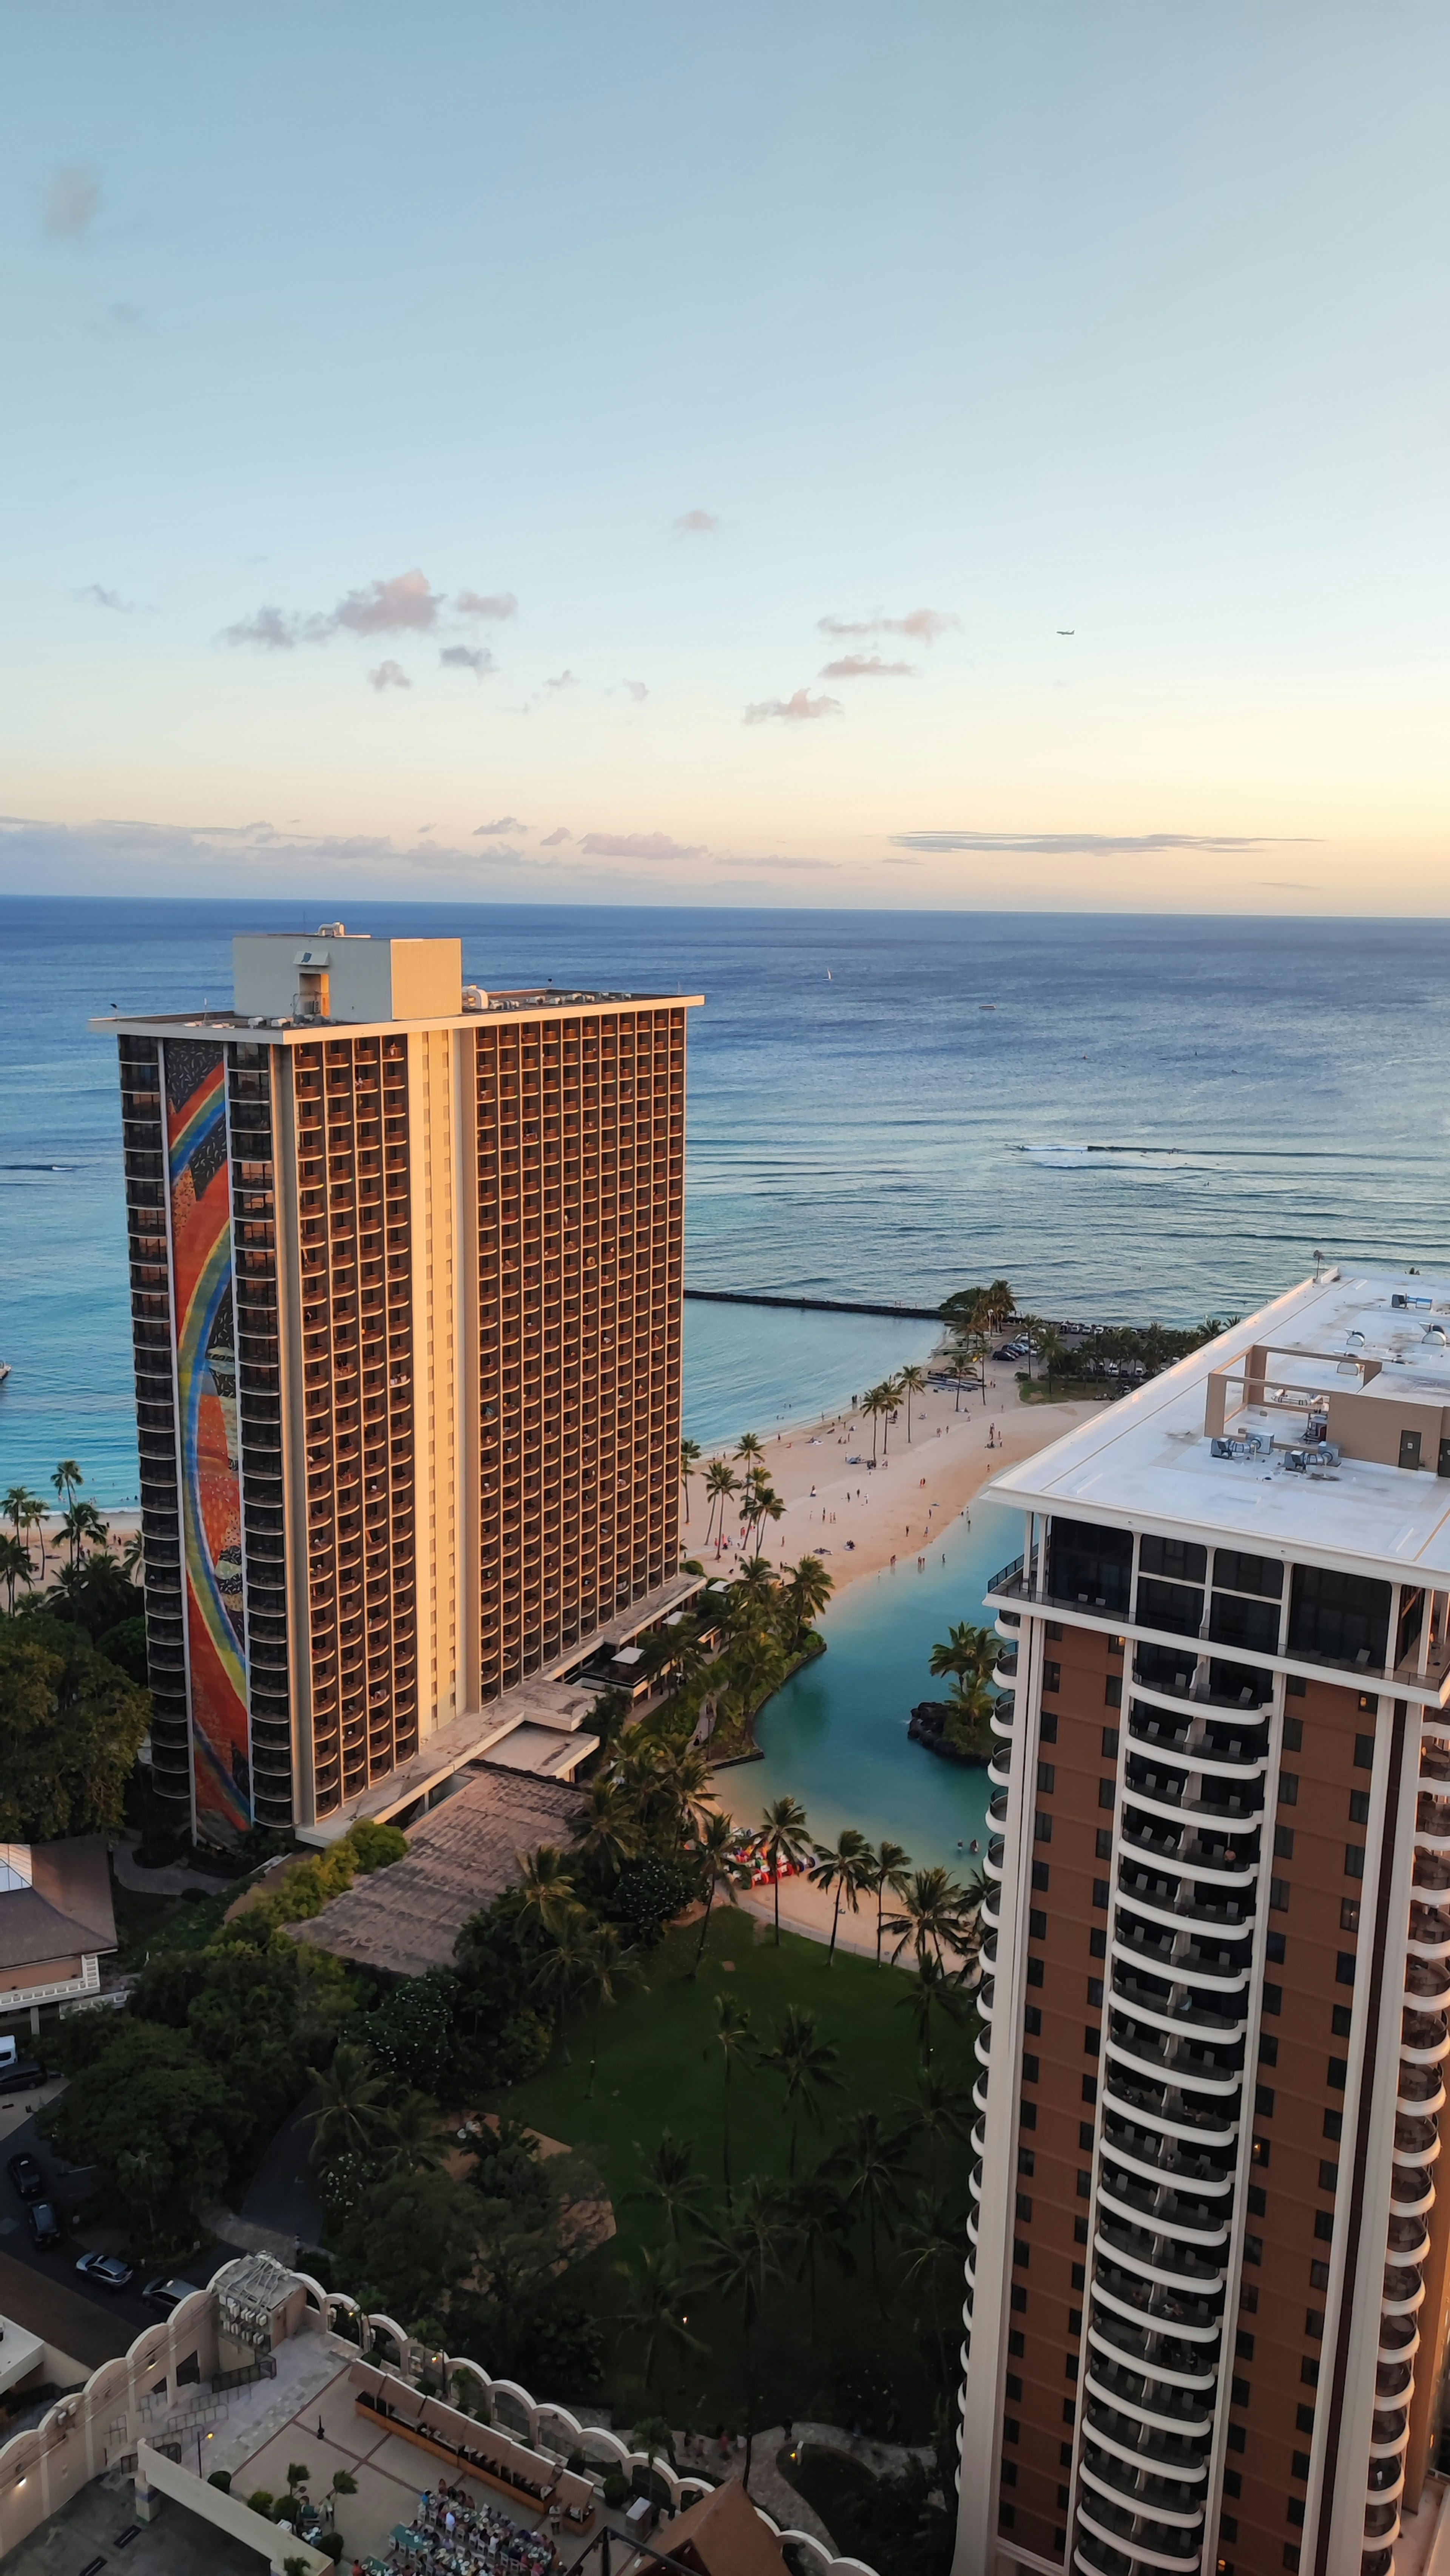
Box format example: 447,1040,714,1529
959,1275,1450,2576
98,930,700,1842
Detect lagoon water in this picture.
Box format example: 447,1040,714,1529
5,897,1450,1864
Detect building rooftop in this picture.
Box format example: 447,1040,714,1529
986,1269,1450,1588
0,1839,116,1972
290,1768,583,1978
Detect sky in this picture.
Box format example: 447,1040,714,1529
3,2,1447,914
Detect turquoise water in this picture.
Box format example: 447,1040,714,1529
681,1301,938,1452
734,1496,1020,1874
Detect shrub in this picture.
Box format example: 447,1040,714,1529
207,2469,232,2491
602,2472,629,2507
606,1852,699,1945
247,2490,275,2516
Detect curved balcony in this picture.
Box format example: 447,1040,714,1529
1379,2314,1420,2360
1389,2170,1436,2218
1386,2216,1430,2263
990,1692,1016,1736
995,1651,1018,1682
1095,2221,1226,2296
1077,2497,1203,2568
1413,1854,1450,1897
1368,2408,1409,2457
1382,2266,1426,2313
1077,2530,1203,2576
1097,2180,1228,2253
988,1744,1012,1789
1083,2358,1214,2438
1393,2114,1440,2160
1113,1931,1250,1996
1398,2066,1447,2114
1374,2366,1413,2405
1115,1874,1256,1939
1119,1818,1260,1887
1080,2448,1206,2530
1088,2316,1219,2388
1100,2123,1235,2196
1416,1796,1450,1850
1083,2398,1208,2484
1102,2072,1239,2147
977,1977,995,2023
1408,1905,1450,1961
1111,1975,1248,2046
1092,2264,1223,2340
1364,2506,1402,2546
1105,2022,1243,2099
972,2069,989,2115
985,1836,1006,1881
1401,2011,1450,2065
1407,1963,1450,2014
1362,2551,1394,2576
1128,1693,1269,1761
988,1788,1009,1828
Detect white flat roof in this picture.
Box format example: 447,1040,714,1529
985,1270,1450,1586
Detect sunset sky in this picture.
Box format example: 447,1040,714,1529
4,2,1447,912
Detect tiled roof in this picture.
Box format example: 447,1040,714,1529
0,1839,116,1970
290,1768,583,1978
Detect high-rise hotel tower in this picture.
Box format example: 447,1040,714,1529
94,929,701,1842
961,1275,1450,2576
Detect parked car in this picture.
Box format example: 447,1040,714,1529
142,2275,202,2314
75,2252,134,2291
26,2202,62,2249
6,2153,43,2201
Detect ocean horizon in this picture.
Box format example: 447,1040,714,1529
5,895,1450,1500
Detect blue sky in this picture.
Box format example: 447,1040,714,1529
3,2,1447,911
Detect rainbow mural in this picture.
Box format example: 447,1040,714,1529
164,1039,251,1834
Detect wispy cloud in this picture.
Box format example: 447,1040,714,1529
221,568,517,658
75,583,153,615
819,653,916,680
579,830,704,861
454,590,518,620
819,607,958,645
673,508,720,537
440,644,495,677
744,689,841,725
619,679,649,703
541,827,572,847
367,661,411,693
475,816,526,836
890,829,1316,857
546,669,578,691
334,570,445,636
42,166,99,243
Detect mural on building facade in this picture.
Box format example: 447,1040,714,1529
164,1039,251,1832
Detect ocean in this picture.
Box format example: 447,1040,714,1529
5,897,1447,1866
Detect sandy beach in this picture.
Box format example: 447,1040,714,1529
688,1347,1102,1605
696,1351,1105,1954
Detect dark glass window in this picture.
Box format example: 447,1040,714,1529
1137,1576,1204,1638
1047,1517,1132,1612
1209,1592,1280,1654
1288,1564,1391,1670
1214,1548,1284,1599
1140,1534,1207,1584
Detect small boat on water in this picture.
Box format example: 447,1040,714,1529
0,1363,10,1386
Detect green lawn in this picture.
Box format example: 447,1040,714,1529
488,1903,976,2440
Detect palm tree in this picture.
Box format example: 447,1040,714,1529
704,1459,738,1550
679,1436,702,1524
514,1844,579,1936
807,1827,874,1965
823,2108,915,2308
711,1993,756,2201
2,1486,34,1541
983,1279,1016,1333
62,1499,108,1567
629,2131,706,2245
929,1621,999,1690
532,1908,628,2060
614,2247,703,2395
16,1494,47,1584
897,1363,928,1442
0,1536,32,1613
569,1776,644,1881
782,1555,833,1648
861,1384,888,1462
118,1524,143,1580
898,1949,970,2063
734,1432,764,1465
899,2187,970,2386
757,2005,843,2173
759,1794,812,1945
906,2068,976,2182
883,1864,974,1971
375,2089,447,2177
1015,1313,1045,1382
305,2043,392,2167
787,2169,855,2337
693,2178,790,2477
868,1840,913,1965
689,1810,748,1974
879,1375,903,1455
1036,1325,1068,1395
51,1460,84,1522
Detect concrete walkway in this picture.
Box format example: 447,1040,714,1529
110,1834,239,1900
